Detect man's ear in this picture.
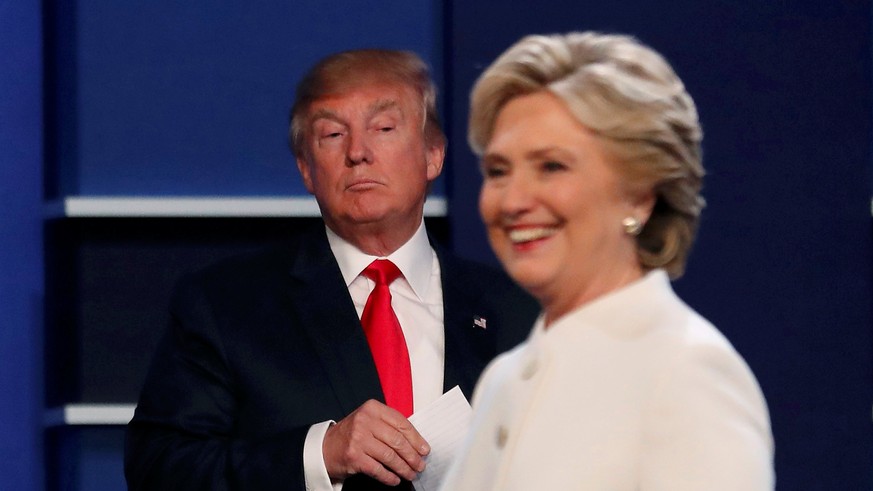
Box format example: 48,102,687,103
296,156,315,194
425,141,446,182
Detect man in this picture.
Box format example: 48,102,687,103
125,49,538,491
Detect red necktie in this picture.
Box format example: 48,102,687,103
361,259,413,417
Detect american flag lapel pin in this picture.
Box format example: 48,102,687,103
473,315,487,329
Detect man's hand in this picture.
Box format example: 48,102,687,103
323,399,430,486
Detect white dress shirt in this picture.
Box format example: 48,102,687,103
304,221,445,491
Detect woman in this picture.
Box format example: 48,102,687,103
441,32,774,490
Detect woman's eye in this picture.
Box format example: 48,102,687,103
482,165,507,179
542,160,566,172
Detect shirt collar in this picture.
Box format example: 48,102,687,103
325,221,434,300
544,269,674,337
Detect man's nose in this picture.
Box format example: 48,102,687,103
346,131,373,165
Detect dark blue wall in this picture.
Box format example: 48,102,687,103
0,0,45,490
446,2,872,489
44,0,445,197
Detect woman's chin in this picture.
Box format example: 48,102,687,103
505,267,551,302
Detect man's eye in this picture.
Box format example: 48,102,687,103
322,132,342,139
379,126,395,133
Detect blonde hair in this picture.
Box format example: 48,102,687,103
470,32,705,278
289,49,444,158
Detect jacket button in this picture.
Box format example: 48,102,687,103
496,425,508,448
521,358,538,380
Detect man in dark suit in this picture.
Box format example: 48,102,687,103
125,49,538,491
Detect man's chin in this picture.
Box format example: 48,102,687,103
344,208,392,225
343,201,419,225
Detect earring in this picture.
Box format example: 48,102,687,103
622,216,642,236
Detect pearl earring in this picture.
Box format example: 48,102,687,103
622,216,642,236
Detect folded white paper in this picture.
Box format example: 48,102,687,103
408,385,472,491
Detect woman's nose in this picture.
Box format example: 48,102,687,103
499,173,537,216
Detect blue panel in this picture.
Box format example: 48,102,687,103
50,0,445,197
78,429,127,491
0,0,45,489
47,428,126,491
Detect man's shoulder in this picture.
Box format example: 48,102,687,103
435,249,539,351
168,246,291,309
178,224,326,291
436,249,518,291
436,249,537,310
198,245,293,280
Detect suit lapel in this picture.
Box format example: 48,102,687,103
282,230,498,414
286,227,384,416
436,248,491,401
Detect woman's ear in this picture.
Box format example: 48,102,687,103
631,187,657,225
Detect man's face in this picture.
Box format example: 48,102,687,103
297,82,444,246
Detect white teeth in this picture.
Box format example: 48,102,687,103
508,227,556,243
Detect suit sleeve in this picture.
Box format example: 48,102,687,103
124,276,310,491
639,337,775,490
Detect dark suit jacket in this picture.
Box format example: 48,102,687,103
125,223,539,491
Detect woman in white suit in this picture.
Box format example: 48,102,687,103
441,32,774,490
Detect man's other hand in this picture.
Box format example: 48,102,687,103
323,400,431,486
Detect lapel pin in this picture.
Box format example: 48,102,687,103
473,315,487,329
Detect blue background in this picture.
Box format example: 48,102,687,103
43,0,445,197
2,0,871,489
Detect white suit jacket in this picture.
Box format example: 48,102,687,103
441,270,774,491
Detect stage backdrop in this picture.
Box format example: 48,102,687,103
0,0,45,489
1,1,870,490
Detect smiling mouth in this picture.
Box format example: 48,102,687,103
507,227,557,244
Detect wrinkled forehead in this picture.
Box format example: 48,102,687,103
305,79,423,122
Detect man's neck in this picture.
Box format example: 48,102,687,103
328,219,422,257
325,219,433,292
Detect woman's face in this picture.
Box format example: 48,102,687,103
479,91,653,323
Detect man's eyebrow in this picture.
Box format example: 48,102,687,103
309,108,343,124
369,98,401,115
308,98,403,126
